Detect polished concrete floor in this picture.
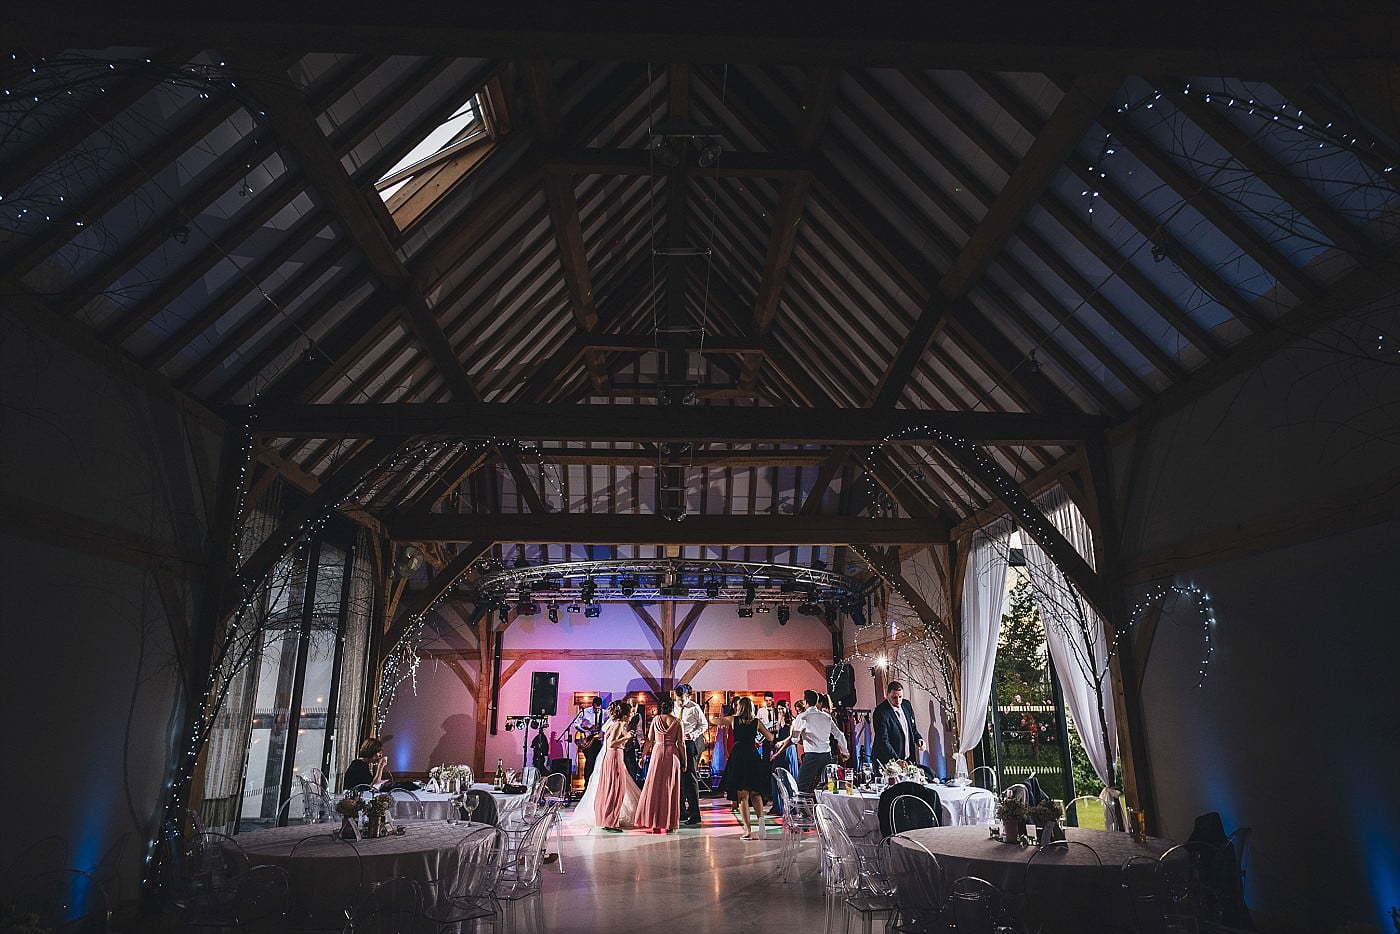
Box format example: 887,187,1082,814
525,798,833,933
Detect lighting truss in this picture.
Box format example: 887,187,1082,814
472,558,857,604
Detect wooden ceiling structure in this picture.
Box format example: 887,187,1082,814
5,2,1399,607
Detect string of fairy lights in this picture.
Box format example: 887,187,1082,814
1124,582,1219,688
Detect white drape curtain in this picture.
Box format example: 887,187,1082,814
957,516,1014,754
332,528,376,787
198,477,286,830
1020,486,1120,786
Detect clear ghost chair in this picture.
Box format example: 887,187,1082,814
287,834,365,931
962,789,998,827
0,835,71,902
276,790,332,825
233,864,291,933
424,824,507,930
12,868,108,933
888,794,939,835
949,875,1019,934
358,876,427,934
175,831,250,923
1022,840,1104,934
389,787,426,821
1003,783,1031,806
496,802,559,902
538,772,568,874
970,765,1000,792
884,834,948,933
1122,855,1194,934
1159,842,1220,924
773,767,819,883
813,804,893,934
1067,794,1107,830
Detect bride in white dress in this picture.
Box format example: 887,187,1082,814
569,704,641,829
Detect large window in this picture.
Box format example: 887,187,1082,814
239,533,361,826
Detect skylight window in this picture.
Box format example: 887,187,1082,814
373,78,508,231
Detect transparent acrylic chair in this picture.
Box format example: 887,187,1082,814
949,875,1019,934
774,766,819,882
812,804,893,934
884,833,948,933
1022,839,1105,934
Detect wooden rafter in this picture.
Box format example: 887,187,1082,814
739,66,837,389
869,73,1122,408
253,402,1107,444
383,540,494,649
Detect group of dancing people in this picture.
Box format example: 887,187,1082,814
573,682,883,839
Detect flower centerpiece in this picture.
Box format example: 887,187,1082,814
995,795,1027,842
365,793,395,838
334,791,364,840
882,759,922,784
1027,800,1065,844
429,763,474,793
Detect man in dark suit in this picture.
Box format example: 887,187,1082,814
872,681,924,765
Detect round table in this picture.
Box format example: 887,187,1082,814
240,819,488,886
891,826,1173,929
816,783,997,835
393,785,529,822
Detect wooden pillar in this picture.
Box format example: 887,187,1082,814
660,600,676,688
473,611,495,772
1083,436,1157,831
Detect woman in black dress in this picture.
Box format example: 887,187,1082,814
718,696,776,840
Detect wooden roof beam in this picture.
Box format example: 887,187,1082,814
390,512,949,545
251,401,1108,444
869,73,1122,408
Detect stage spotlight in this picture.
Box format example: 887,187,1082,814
584,605,602,618
705,578,720,599
517,600,539,615
743,581,756,604
736,606,754,618
777,605,790,625
581,578,597,604
566,604,581,614
798,602,822,616
756,606,771,614
619,576,638,597
548,604,559,623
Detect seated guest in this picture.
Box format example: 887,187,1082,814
343,737,387,789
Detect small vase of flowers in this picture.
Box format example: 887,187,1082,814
996,796,1027,842
1027,800,1065,844
335,792,364,840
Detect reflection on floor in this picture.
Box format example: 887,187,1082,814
525,797,830,933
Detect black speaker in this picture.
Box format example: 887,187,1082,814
547,757,573,778
529,671,559,716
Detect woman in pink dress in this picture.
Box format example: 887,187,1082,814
591,701,642,831
634,696,686,833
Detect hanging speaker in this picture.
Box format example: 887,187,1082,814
529,671,559,716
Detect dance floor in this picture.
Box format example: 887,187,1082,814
537,798,829,933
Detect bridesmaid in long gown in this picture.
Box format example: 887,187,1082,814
592,701,643,831
634,696,686,833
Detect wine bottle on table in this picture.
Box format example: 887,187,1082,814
494,758,505,790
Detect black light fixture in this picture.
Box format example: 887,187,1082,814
736,606,754,618
581,577,597,604
566,604,581,614
619,576,638,597
548,604,560,623
517,600,540,616
743,581,756,604
584,605,602,618
705,578,720,599
798,602,822,616
755,606,771,614
777,605,791,625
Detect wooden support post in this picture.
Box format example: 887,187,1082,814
1083,435,1156,829
661,601,676,687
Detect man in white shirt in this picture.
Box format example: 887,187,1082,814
787,689,849,792
872,681,924,766
673,683,708,826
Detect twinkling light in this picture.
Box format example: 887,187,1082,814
1125,582,1219,687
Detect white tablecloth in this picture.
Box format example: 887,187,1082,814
892,826,1173,928
386,784,529,821
816,784,997,836
240,819,487,887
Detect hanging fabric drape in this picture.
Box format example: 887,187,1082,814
1019,486,1119,786
197,476,285,831
957,517,1014,754
332,527,375,787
